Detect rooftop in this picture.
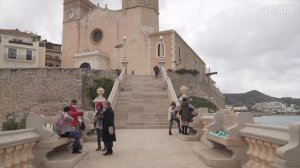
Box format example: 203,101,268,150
0,29,39,38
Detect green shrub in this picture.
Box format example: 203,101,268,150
87,77,114,103
2,112,28,131
190,96,218,112
175,69,199,76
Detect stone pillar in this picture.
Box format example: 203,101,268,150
93,87,107,112
122,57,128,69
159,57,165,68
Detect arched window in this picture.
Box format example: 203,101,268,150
80,62,91,69
157,43,165,57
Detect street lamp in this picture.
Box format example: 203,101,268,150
123,36,127,59
114,44,123,69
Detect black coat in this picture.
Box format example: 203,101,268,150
102,107,116,142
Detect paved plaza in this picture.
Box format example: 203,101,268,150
74,129,209,168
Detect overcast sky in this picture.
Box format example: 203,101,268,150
0,0,299,98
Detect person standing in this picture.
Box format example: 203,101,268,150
94,102,106,151
69,100,84,130
102,101,116,156
168,101,182,135
179,98,191,135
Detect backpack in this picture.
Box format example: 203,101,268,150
55,112,65,135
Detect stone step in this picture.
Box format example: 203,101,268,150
193,146,240,168
115,124,169,129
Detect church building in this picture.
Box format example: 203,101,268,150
62,0,206,76
62,0,225,108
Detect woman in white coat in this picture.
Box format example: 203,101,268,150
168,101,182,135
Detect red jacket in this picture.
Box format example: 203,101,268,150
69,104,83,127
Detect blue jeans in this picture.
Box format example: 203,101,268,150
67,131,81,146
96,128,103,144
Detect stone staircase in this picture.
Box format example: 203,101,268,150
115,75,170,129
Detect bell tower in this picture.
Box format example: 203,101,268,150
122,0,159,14
62,0,96,68
63,0,96,22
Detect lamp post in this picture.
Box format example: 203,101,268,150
123,36,127,60
114,44,123,69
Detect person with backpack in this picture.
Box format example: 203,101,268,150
57,106,82,154
179,98,191,135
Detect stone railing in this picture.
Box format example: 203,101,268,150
240,123,300,168
159,62,180,106
0,129,40,168
107,60,128,109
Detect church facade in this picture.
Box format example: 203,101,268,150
62,0,225,107
62,0,207,75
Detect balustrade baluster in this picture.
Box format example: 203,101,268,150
259,141,269,168
20,143,28,168
0,149,4,168
253,139,263,168
4,147,13,168
245,138,254,168
27,142,36,166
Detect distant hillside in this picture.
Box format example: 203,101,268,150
224,90,300,107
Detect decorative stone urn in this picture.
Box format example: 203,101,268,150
93,87,106,112
179,85,189,100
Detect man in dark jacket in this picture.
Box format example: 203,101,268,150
153,65,160,78
102,101,116,156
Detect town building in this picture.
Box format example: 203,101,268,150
44,41,62,67
0,29,45,68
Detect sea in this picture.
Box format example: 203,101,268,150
254,116,300,127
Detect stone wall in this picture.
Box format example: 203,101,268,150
0,68,117,122
167,71,225,108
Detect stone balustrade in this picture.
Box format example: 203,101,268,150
107,59,127,109
0,129,40,168
159,61,180,106
240,123,300,168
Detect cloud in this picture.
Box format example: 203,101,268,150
0,0,299,98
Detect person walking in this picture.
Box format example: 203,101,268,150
102,101,116,156
179,98,191,135
94,102,106,151
168,101,182,135
153,65,160,78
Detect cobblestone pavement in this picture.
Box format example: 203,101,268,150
74,129,209,168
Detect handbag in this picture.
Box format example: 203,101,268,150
108,126,114,135
80,115,86,131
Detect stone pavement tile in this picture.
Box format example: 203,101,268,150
74,129,210,168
